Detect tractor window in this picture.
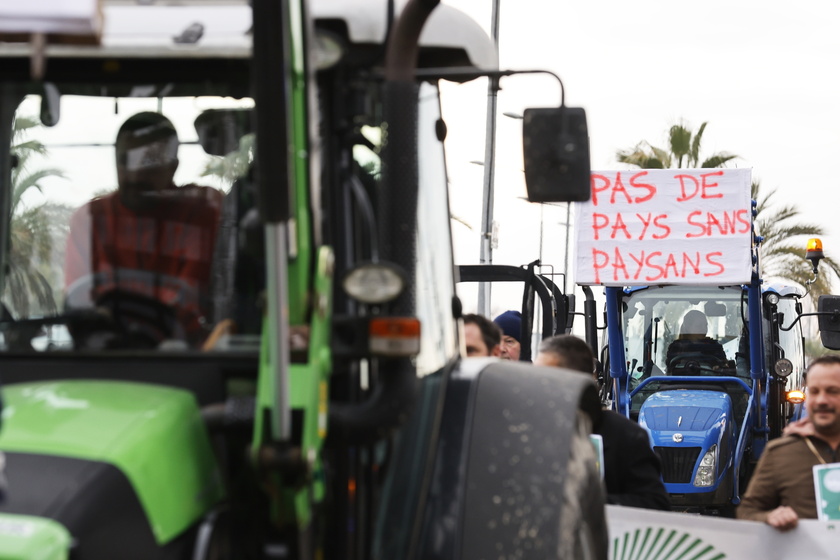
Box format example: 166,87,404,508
769,297,806,391
622,286,744,391
414,82,458,374
347,82,458,376
2,92,258,353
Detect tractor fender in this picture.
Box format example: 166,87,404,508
375,358,608,560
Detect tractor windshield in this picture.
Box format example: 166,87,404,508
1,87,260,353
622,285,748,387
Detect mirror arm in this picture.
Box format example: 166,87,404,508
779,310,840,332
412,67,566,107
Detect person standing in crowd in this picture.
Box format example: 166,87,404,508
535,334,671,510
462,313,502,357
737,355,840,530
493,310,523,361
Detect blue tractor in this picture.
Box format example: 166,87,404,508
601,237,830,515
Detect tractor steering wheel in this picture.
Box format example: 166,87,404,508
667,352,728,376
61,289,185,350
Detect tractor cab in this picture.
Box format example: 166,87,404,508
0,1,504,557
623,285,748,413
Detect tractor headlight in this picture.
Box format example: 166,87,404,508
342,262,406,304
693,444,717,487
775,358,794,378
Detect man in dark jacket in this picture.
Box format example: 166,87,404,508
535,334,671,510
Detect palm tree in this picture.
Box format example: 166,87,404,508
201,132,254,186
616,120,839,303
616,121,737,169
753,181,840,303
5,115,68,317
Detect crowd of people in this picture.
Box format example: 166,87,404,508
461,310,840,525
462,309,670,511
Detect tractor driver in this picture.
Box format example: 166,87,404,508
64,112,223,347
665,309,728,374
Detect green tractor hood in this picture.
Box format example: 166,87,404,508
0,512,71,560
0,380,224,545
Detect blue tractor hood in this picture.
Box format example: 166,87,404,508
638,389,734,494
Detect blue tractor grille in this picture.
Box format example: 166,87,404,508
654,446,701,484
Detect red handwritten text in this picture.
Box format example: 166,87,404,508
591,212,671,241
591,248,725,284
675,171,725,202
685,209,751,238
591,171,657,206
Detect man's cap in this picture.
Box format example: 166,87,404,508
494,310,522,343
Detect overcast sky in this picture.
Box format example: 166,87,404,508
440,0,840,315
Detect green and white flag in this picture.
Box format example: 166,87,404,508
814,463,840,521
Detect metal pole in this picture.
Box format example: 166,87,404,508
477,0,501,317
266,223,292,441
564,202,571,293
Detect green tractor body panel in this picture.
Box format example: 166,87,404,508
286,0,313,326
0,513,72,560
0,380,224,544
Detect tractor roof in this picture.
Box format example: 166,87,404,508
0,0,497,70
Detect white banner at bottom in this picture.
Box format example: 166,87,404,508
607,505,840,559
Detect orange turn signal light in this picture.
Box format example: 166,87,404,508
369,317,421,357
785,390,806,404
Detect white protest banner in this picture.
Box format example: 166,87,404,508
575,169,752,286
607,505,840,559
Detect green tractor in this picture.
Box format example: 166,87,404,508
0,0,604,558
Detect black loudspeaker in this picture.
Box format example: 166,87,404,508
818,295,840,350
522,106,591,203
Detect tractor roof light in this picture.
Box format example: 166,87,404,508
786,390,806,404
765,292,780,306
342,262,406,304
806,238,825,274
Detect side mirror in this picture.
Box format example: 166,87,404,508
522,106,590,203
818,295,840,350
